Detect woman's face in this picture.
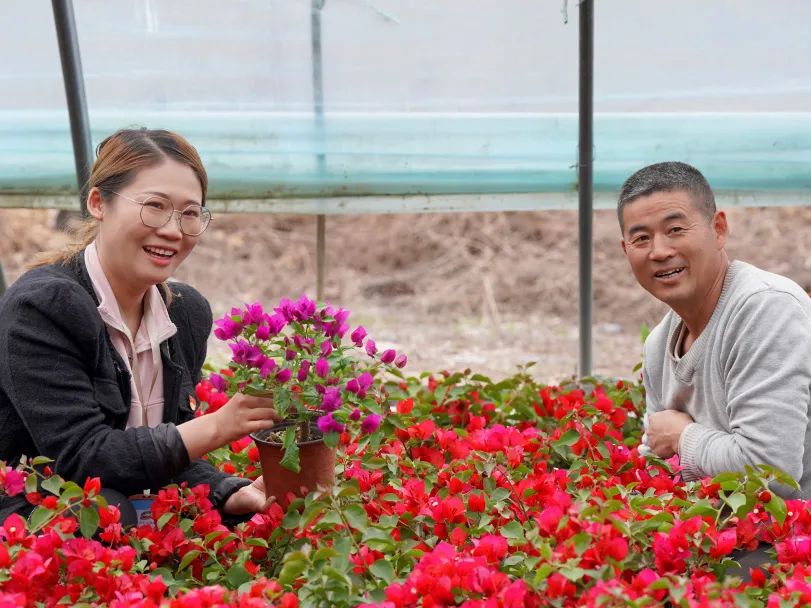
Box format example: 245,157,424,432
90,159,204,293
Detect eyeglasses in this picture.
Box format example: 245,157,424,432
109,191,212,236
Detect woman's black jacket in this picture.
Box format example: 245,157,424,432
0,255,248,521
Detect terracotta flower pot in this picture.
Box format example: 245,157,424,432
251,420,336,506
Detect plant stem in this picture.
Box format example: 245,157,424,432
301,419,310,442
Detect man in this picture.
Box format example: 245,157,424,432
618,161,811,498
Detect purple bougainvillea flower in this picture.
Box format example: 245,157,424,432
228,339,254,365
255,324,271,340
345,378,360,394
361,413,382,433
273,298,296,322
259,358,277,379
365,339,377,357
243,302,264,325
209,373,227,393
285,349,297,361
358,372,374,390
395,353,408,368
266,313,287,335
317,413,345,434
297,360,311,382
380,349,396,364
320,341,333,357
275,368,292,384
315,357,330,378
350,325,367,347
321,387,342,412
349,408,362,421
214,317,243,341
246,347,266,369
294,295,317,321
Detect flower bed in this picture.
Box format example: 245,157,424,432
3,368,811,607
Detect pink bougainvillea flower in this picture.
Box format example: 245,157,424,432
259,358,277,379
394,353,408,368
321,387,342,412
275,368,292,384
365,339,377,357
297,360,311,382
315,357,330,378
213,316,242,341
349,408,362,421
360,413,382,433
379,349,396,364
2,470,24,496
350,326,367,347
242,302,264,325
266,313,287,335
317,413,345,434
255,324,271,340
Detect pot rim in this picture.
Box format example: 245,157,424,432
250,418,327,447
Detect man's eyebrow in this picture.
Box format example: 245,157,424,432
627,211,689,237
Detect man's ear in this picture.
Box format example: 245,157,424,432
713,210,728,249
86,188,105,220
620,239,628,256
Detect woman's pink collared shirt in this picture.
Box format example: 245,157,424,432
84,242,177,429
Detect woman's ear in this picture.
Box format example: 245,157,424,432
86,187,105,220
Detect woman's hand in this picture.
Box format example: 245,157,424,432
213,393,281,445
223,476,275,515
177,393,281,461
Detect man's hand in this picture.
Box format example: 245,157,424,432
223,476,275,515
645,410,694,458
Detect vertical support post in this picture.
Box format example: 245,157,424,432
52,0,93,216
0,263,6,298
311,0,327,302
578,0,594,377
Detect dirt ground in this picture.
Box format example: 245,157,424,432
2,206,809,383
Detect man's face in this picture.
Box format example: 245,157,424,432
620,190,728,311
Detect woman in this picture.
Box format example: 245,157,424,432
0,128,279,524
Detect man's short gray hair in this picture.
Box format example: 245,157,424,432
617,161,716,232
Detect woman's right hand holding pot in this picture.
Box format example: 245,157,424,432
214,393,281,444
178,393,280,461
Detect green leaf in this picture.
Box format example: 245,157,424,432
723,491,748,516
337,480,361,497
533,563,553,584
60,482,84,502
225,564,251,588
278,553,309,585
323,432,339,449
763,493,788,524
552,429,580,449
490,488,510,502
369,559,395,584
500,520,525,540
560,565,586,582
41,476,62,496
178,549,201,571
156,512,174,530
344,503,368,531
279,426,301,473
24,473,38,495
79,506,100,538
30,456,53,466
27,506,53,531
273,386,293,419
282,510,301,530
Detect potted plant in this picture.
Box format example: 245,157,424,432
207,295,407,503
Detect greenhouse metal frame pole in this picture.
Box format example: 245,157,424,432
52,0,93,215
312,0,327,301
578,0,594,377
